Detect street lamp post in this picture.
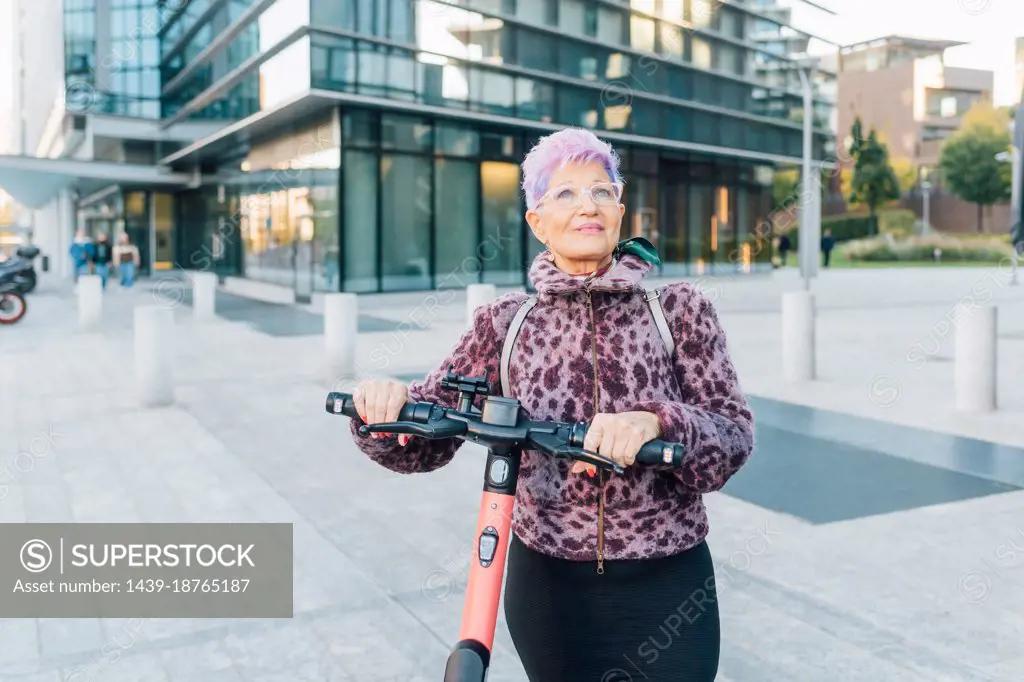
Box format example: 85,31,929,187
796,64,819,291
997,148,1019,286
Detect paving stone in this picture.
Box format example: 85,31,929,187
4,275,1024,681
0,620,39,668
36,619,104,662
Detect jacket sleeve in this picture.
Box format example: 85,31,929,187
634,286,755,493
349,300,503,474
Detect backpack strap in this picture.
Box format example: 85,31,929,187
643,288,676,362
500,295,538,397
499,290,674,397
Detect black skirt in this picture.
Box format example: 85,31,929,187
503,533,720,682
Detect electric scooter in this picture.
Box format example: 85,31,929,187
326,367,686,681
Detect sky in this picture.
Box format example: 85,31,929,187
791,0,1022,105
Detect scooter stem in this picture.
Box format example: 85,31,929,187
442,445,521,682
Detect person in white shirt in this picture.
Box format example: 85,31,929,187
112,233,141,289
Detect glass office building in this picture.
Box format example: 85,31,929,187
68,0,836,295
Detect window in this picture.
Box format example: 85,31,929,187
310,35,356,92
516,0,557,26
559,86,600,128
692,37,712,69
311,1,355,30
516,78,555,122
381,114,432,152
659,23,684,59
357,0,387,36
516,29,557,72
560,0,586,36
561,41,601,80
417,60,469,108
667,67,692,100
718,44,741,75
343,150,379,292
470,69,515,116
693,112,718,145
598,7,624,44
381,154,432,291
437,125,480,156
718,8,743,39
343,109,379,148
630,101,662,137
631,15,656,52
690,0,713,29
435,158,480,286
480,160,523,285
666,107,691,140
720,118,743,148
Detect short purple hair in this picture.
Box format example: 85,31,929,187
521,127,623,211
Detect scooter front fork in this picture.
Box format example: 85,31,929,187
442,449,520,682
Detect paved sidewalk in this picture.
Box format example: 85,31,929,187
0,268,1022,681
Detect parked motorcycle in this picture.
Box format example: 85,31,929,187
0,281,27,324
0,245,40,295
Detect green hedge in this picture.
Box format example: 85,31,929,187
838,234,1013,262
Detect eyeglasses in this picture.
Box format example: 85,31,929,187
538,182,623,210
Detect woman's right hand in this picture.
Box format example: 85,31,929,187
352,379,411,445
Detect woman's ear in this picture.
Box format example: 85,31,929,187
526,208,545,243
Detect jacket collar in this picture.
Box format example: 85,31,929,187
528,250,653,296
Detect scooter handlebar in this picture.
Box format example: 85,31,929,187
326,392,686,468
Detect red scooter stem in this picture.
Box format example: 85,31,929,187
443,447,521,682
458,490,515,647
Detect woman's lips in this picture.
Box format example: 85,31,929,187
574,223,604,234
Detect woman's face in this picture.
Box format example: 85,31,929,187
526,160,624,266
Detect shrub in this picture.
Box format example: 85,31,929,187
838,234,1013,262
878,209,915,238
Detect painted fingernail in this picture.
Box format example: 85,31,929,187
587,469,595,478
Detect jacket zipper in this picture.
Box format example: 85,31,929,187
585,287,606,575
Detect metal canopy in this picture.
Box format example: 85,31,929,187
0,155,195,209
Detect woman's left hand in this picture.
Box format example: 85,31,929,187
572,411,663,475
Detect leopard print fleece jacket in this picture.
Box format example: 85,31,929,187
350,251,755,562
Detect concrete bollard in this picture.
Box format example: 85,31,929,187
191,272,218,321
78,275,103,330
466,283,497,327
134,305,174,407
954,303,997,412
782,290,815,382
324,292,359,383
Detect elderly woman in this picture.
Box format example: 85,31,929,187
350,127,754,681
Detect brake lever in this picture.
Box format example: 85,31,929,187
529,432,624,475
359,420,466,440
568,446,625,475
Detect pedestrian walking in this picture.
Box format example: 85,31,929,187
91,233,113,289
113,233,141,289
69,229,94,283
821,228,836,268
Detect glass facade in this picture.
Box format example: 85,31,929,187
64,0,165,117
169,107,775,295
62,1,830,294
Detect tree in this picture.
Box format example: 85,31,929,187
939,101,1012,232
889,156,919,195
847,117,901,231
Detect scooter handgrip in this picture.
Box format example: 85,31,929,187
325,392,359,418
636,440,685,467
325,393,421,422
